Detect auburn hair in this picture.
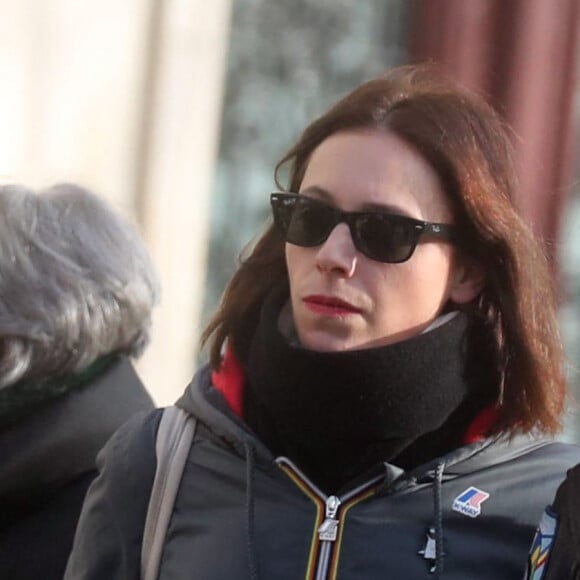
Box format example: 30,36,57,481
202,64,565,435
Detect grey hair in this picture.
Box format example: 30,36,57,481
0,183,160,388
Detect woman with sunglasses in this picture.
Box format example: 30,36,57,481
66,65,580,580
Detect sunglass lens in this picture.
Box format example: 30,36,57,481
286,197,335,247
356,214,417,263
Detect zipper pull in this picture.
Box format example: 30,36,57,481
318,495,341,542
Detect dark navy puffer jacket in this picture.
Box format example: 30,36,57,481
526,463,580,579
65,365,580,580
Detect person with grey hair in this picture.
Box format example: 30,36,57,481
0,183,159,580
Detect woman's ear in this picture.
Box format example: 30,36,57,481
449,256,485,305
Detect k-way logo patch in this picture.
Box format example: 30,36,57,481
452,486,490,518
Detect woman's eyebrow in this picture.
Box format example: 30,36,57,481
300,186,412,216
359,201,411,216
299,185,333,200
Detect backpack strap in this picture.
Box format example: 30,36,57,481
141,406,197,580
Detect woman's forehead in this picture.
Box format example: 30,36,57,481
300,129,454,222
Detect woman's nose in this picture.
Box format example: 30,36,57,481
315,223,358,277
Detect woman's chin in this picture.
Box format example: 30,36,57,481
297,328,416,352
297,329,360,353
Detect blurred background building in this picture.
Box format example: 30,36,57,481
1,0,579,440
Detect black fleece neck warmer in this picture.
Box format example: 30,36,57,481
244,286,492,493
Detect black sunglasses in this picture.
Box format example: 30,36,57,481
270,192,457,264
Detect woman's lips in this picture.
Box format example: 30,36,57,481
302,295,362,316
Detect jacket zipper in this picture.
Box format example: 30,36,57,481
277,457,382,580
315,495,341,580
